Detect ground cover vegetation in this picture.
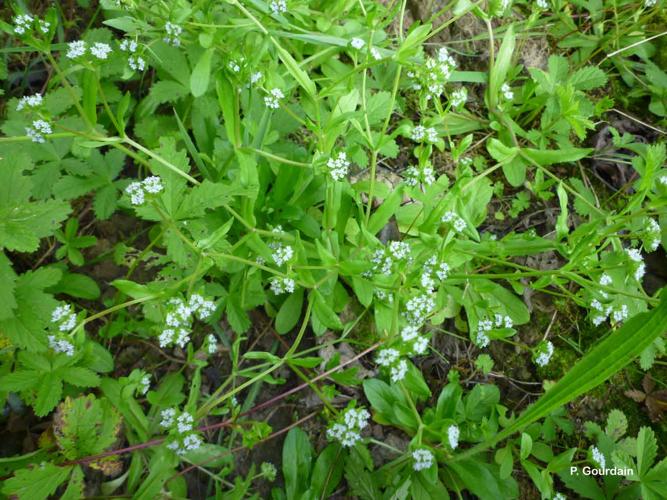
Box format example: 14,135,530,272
0,0,666,498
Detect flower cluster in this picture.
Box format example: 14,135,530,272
450,87,468,109
404,163,436,189
13,13,50,36
120,38,146,71
158,294,216,349
139,374,150,395
369,241,412,276
65,41,112,60
269,227,294,266
645,218,661,252
441,211,467,232
408,47,457,101
590,446,606,469
645,0,657,6
534,340,554,367
16,94,43,111
590,297,628,326
206,334,218,355
447,425,460,449
52,304,77,332
412,449,434,471
404,293,436,325
264,88,285,109
160,407,203,455
125,176,164,205
536,0,549,8
26,119,52,143
326,152,350,181
269,0,288,14
48,335,75,357
326,406,370,447
411,125,439,144
270,276,296,295
475,314,513,348
625,248,646,281
376,348,408,382
419,256,450,292
501,82,514,101
164,22,183,46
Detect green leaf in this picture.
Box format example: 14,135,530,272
60,367,101,387
309,444,344,498
52,273,101,300
556,182,569,240
569,66,608,91
216,74,240,147
0,251,17,319
450,458,518,499
2,463,73,500
0,370,40,391
34,376,63,417
276,287,304,334
190,49,213,97
520,433,533,460
60,466,84,500
311,290,343,330
487,24,515,111
273,42,316,97
636,427,657,476
522,147,591,166
282,427,313,500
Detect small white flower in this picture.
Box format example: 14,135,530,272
646,218,661,252
370,47,382,60
376,348,400,367
270,243,294,266
182,433,202,451
599,274,612,286
139,375,151,395
51,304,77,332
447,425,460,449
269,0,287,14
536,0,549,8
341,430,362,447
250,71,263,85
128,55,146,72
13,14,34,35
350,38,365,50
388,241,410,260
535,341,554,367
125,182,145,206
164,22,183,46
120,39,138,53
176,412,194,433
441,211,467,232
48,335,75,356
500,0,512,10
626,248,646,280
39,20,50,34
174,328,191,348
16,93,43,111
413,336,429,355
326,152,350,181
401,325,419,342
659,175,667,186
501,82,514,100
26,119,52,143
206,334,218,354
159,329,175,348
612,304,628,323
494,314,513,329
390,359,408,383
66,40,87,59
142,176,163,194
404,293,435,325
160,408,177,428
591,446,606,469
344,408,370,430
450,87,468,108
412,449,434,471
270,277,296,295
476,331,490,348
644,0,657,6
264,88,284,109
553,493,566,500
90,42,112,60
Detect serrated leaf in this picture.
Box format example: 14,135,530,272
0,251,17,319
34,376,63,417
570,66,608,91
2,463,72,500
60,367,101,387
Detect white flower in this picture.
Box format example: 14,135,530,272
612,304,628,323
341,430,362,447
447,425,460,449
139,375,150,395
500,0,512,10
13,14,34,35
599,274,612,286
370,47,382,60
450,87,468,108
501,82,514,100
535,341,554,367
591,446,606,469
401,325,419,342
159,329,175,347
206,334,218,354
270,243,294,266
188,294,216,320
344,408,370,430
436,262,450,280
413,336,429,355
160,408,177,428
66,40,87,59
128,55,146,72
644,0,657,6
389,241,410,260
26,119,52,143
90,42,112,60
269,0,287,14
553,494,566,500
326,152,350,181
17,94,43,111
476,331,490,348
142,176,163,194
376,348,400,367
441,211,467,232
176,412,194,433
174,328,191,348
264,88,284,109
626,248,646,280
646,218,661,252
412,449,434,471
182,433,202,451
494,314,513,329
659,175,667,186
250,71,263,85
48,335,75,356
51,304,77,332
120,39,138,53
404,294,435,325
350,38,365,50
390,359,408,383
125,182,145,205
39,20,50,34
411,125,438,143
270,277,296,295
164,22,183,46
327,406,369,447
536,0,549,8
